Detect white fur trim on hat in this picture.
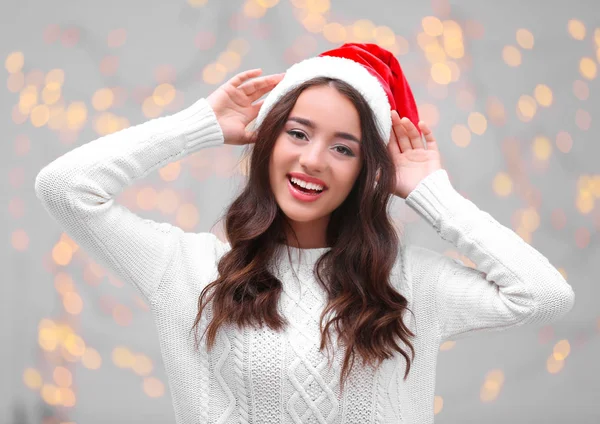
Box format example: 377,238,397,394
251,55,392,143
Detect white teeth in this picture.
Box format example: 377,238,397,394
290,176,324,191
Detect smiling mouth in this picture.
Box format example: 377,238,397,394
287,175,325,194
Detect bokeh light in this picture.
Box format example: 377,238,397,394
467,112,487,135
486,97,506,126
517,95,537,122
556,131,573,153
23,368,43,390
431,62,451,84
573,80,589,100
92,88,114,111
567,19,586,40
422,16,443,37
107,28,127,47
63,291,83,315
7,71,25,92
112,304,133,326
534,84,553,107
480,369,504,403
434,395,444,414
11,229,29,251
451,124,471,147
112,346,135,368
323,22,346,44
532,136,552,161
143,377,165,398
516,29,534,49
176,203,200,230
82,347,103,370
493,172,513,197
579,57,597,80
503,45,522,67
575,109,591,130
5,51,24,73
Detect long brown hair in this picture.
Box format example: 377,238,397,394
191,77,416,393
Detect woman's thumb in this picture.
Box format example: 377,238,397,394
243,130,257,144
251,99,265,117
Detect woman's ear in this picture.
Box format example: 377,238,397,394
374,168,381,188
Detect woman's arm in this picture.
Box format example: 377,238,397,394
34,98,224,304
403,169,575,343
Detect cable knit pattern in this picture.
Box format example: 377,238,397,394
232,328,249,424
34,98,575,423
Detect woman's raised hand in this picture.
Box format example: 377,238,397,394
386,110,443,199
207,68,285,145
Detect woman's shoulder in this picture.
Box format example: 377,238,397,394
183,231,231,261
395,241,458,304
155,231,231,300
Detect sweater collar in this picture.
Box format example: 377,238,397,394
275,243,331,268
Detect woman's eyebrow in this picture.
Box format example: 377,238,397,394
287,116,361,144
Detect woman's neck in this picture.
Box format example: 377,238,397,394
283,215,330,249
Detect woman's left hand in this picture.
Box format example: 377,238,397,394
386,110,443,199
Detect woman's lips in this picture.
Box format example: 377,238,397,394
287,177,325,202
287,172,328,189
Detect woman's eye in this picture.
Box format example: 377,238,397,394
287,130,307,140
287,130,355,157
334,145,355,157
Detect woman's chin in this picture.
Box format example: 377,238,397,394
277,201,325,223
280,210,321,224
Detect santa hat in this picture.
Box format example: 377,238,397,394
252,42,420,144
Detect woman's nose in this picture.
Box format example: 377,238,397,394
298,142,327,173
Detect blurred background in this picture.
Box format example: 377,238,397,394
2,0,599,423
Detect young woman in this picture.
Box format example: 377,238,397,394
35,43,575,423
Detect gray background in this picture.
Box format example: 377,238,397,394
2,0,599,423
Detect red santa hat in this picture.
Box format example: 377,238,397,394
253,42,420,144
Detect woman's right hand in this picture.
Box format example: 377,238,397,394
207,68,285,146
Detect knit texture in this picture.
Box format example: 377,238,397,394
34,98,575,424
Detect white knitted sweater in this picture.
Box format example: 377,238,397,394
34,98,575,424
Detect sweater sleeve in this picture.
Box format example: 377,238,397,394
403,169,575,343
34,98,225,304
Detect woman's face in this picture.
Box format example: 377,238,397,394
269,84,363,232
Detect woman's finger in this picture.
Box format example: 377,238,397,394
387,118,402,161
392,111,412,153
240,73,285,101
228,68,263,89
401,117,425,149
418,121,438,151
